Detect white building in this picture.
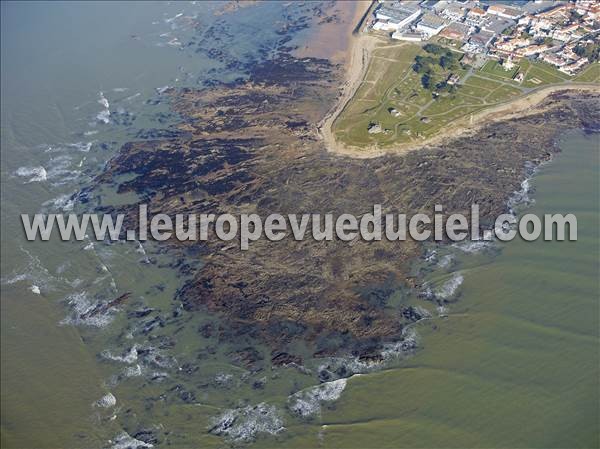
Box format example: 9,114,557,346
375,4,422,31
559,57,589,75
440,4,467,22
392,31,424,41
487,4,523,20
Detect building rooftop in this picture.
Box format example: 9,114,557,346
470,7,487,16
487,4,523,18
439,20,471,39
521,1,561,15
421,0,441,10
392,30,424,40
485,18,516,34
388,1,422,14
418,13,447,29
441,4,467,17
377,6,413,23
444,21,471,33
470,30,496,46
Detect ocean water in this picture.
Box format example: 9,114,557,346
286,131,599,449
1,2,334,447
1,2,598,449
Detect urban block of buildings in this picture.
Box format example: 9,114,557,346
368,0,599,76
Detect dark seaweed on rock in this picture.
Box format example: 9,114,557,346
92,34,600,363
96,137,259,200
249,54,333,85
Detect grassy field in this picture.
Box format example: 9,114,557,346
333,44,529,148
518,58,571,87
332,41,598,150
574,62,600,82
481,59,519,80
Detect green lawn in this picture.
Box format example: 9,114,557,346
481,59,519,80
332,42,596,150
486,85,523,102
460,84,494,98
521,59,571,87
463,75,503,90
574,62,600,82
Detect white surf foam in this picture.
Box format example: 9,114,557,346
68,141,93,152
102,345,140,364
165,12,183,23
288,378,347,418
123,364,143,377
124,92,141,102
61,291,115,328
1,247,55,291
437,254,454,268
42,193,75,212
14,166,47,183
97,92,111,124
452,240,492,253
95,392,117,408
209,403,284,442
434,273,464,299
97,109,111,124
381,328,420,359
110,432,153,449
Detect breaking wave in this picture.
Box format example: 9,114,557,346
110,432,153,449
155,85,170,95
452,239,493,254
61,291,117,328
97,92,111,124
1,247,56,294
95,392,117,408
42,193,75,212
209,403,284,442
434,273,464,299
288,378,347,418
102,345,140,364
14,166,47,183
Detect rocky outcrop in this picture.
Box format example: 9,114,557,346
92,46,600,363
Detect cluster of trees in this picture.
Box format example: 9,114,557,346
574,42,600,62
412,44,460,92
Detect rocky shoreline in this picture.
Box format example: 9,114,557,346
79,8,600,442
92,40,600,367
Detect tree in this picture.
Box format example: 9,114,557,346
439,55,453,69
413,55,436,73
421,73,432,90
413,60,426,73
574,43,600,62
423,43,445,55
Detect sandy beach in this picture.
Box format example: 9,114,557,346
295,1,373,63
317,1,381,158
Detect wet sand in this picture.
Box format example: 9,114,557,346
295,1,372,64
316,1,382,159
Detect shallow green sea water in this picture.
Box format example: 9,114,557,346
274,131,599,449
1,2,598,447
